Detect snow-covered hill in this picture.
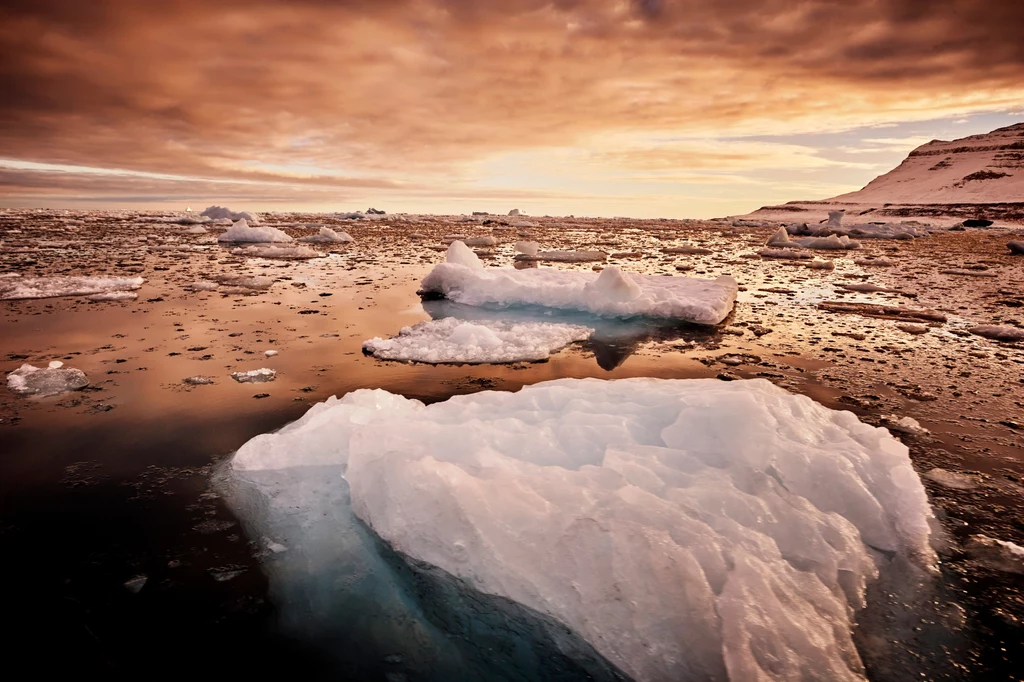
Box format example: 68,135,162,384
737,122,1024,225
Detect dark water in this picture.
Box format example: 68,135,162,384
2,222,1023,680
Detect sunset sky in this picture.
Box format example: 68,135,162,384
2,0,1022,217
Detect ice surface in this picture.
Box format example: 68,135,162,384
229,378,936,682
299,226,353,243
217,219,293,243
421,257,738,325
0,275,144,300
7,363,89,396
200,205,260,223
229,244,321,259
363,317,592,364
231,368,277,383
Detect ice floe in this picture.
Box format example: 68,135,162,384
363,317,592,364
229,244,321,260
228,377,936,682
217,219,292,243
85,291,138,302
968,325,1024,342
767,226,860,250
421,254,737,324
0,275,144,300
298,227,353,243
518,249,608,262
7,363,89,396
231,368,277,383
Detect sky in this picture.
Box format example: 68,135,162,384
1,0,1022,218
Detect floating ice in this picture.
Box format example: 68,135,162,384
7,363,89,396
515,240,539,256
186,281,220,292
965,535,1024,574
200,206,261,223
299,227,353,243
767,227,860,250
443,241,483,269
230,244,321,260
758,248,813,260
363,317,592,364
462,235,498,247
518,250,607,262
231,368,277,383
217,219,292,243
421,254,737,325
229,378,936,682
818,211,928,239
0,275,144,300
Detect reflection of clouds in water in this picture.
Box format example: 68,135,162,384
420,299,724,371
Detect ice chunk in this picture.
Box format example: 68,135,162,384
186,281,220,292
515,240,539,256
265,350,279,357
229,244,321,260
758,248,813,260
519,250,607,262
420,263,737,325
7,363,89,396
231,368,277,383
462,235,498,247
200,205,261,223
363,317,592,364
444,241,483,269
217,219,293,243
0,275,144,300
585,266,642,303
968,325,1024,342
228,378,936,682
965,535,1024,574
767,226,860,250
299,226,353,243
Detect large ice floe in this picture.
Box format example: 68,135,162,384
226,377,936,682
217,219,293,243
0,275,144,300
7,362,88,396
767,226,860,251
420,242,737,325
363,317,592,364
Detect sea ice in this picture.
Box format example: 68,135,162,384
229,377,936,682
421,252,737,325
363,317,592,364
7,363,89,396
965,535,1024,574
299,227,354,243
968,325,1024,342
231,368,277,383
0,275,144,300
85,291,138,302
217,219,293,243
462,235,498,247
229,244,321,260
518,249,607,262
767,226,860,250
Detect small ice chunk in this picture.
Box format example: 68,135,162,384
968,325,1024,342
807,259,835,270
923,468,976,490
526,250,607,262
48,361,63,369
7,363,89,397
299,226,353,243
231,368,277,383
965,535,1024,574
882,415,929,436
584,266,642,303
218,219,293,243
186,281,220,292
86,291,138,302
897,323,929,335
445,241,483,269
515,241,539,256
363,317,592,364
758,248,813,260
265,350,279,357
183,376,215,386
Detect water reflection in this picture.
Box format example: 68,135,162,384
420,298,725,370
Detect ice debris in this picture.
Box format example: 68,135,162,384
200,206,261,223
968,325,1024,342
231,368,277,383
363,317,592,364
229,377,937,682
7,363,89,396
85,291,138,302
229,244,321,260
767,226,860,250
421,252,738,325
965,535,1024,574
217,219,292,243
0,275,144,301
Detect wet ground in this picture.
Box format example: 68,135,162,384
1,209,1023,680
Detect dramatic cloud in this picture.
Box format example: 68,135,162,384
1,0,1022,214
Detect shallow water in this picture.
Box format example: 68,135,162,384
2,210,1023,680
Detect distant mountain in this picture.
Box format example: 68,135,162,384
737,122,1024,225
